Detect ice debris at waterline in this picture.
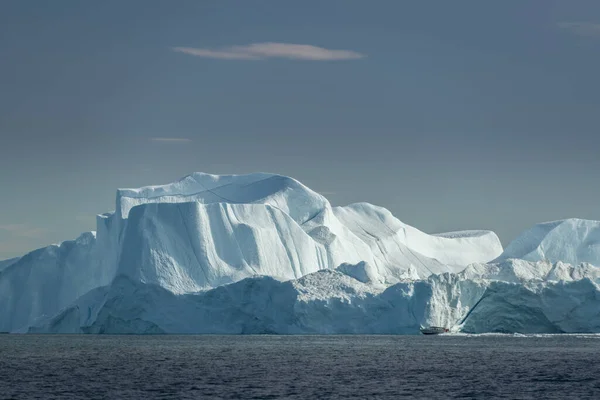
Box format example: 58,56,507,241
2,172,600,334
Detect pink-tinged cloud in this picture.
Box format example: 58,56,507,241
172,42,365,61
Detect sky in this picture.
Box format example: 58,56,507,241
1,0,600,259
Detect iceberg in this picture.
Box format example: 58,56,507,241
496,218,600,266
3,172,600,334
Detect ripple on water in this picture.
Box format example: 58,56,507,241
1,335,600,399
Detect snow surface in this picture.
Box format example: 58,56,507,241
116,173,328,224
497,218,600,266
4,172,600,334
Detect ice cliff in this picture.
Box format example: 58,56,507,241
2,172,600,334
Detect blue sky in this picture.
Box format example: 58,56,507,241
1,1,600,258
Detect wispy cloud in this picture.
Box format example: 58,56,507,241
172,42,365,61
150,137,192,143
0,224,49,238
558,22,600,37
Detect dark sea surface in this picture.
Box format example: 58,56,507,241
1,334,600,399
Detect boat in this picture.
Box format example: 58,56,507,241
420,326,449,335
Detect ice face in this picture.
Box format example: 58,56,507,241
0,232,103,332
28,265,600,335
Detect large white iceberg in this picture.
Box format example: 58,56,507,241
3,172,600,334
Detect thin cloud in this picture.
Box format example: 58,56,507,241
150,138,192,143
558,22,600,37
172,42,365,61
0,224,49,238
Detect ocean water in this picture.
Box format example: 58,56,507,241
1,335,600,399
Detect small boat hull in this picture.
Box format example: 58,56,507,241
420,326,449,335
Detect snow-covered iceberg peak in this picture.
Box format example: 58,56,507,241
333,202,502,267
497,218,600,266
116,172,329,225
109,172,503,292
